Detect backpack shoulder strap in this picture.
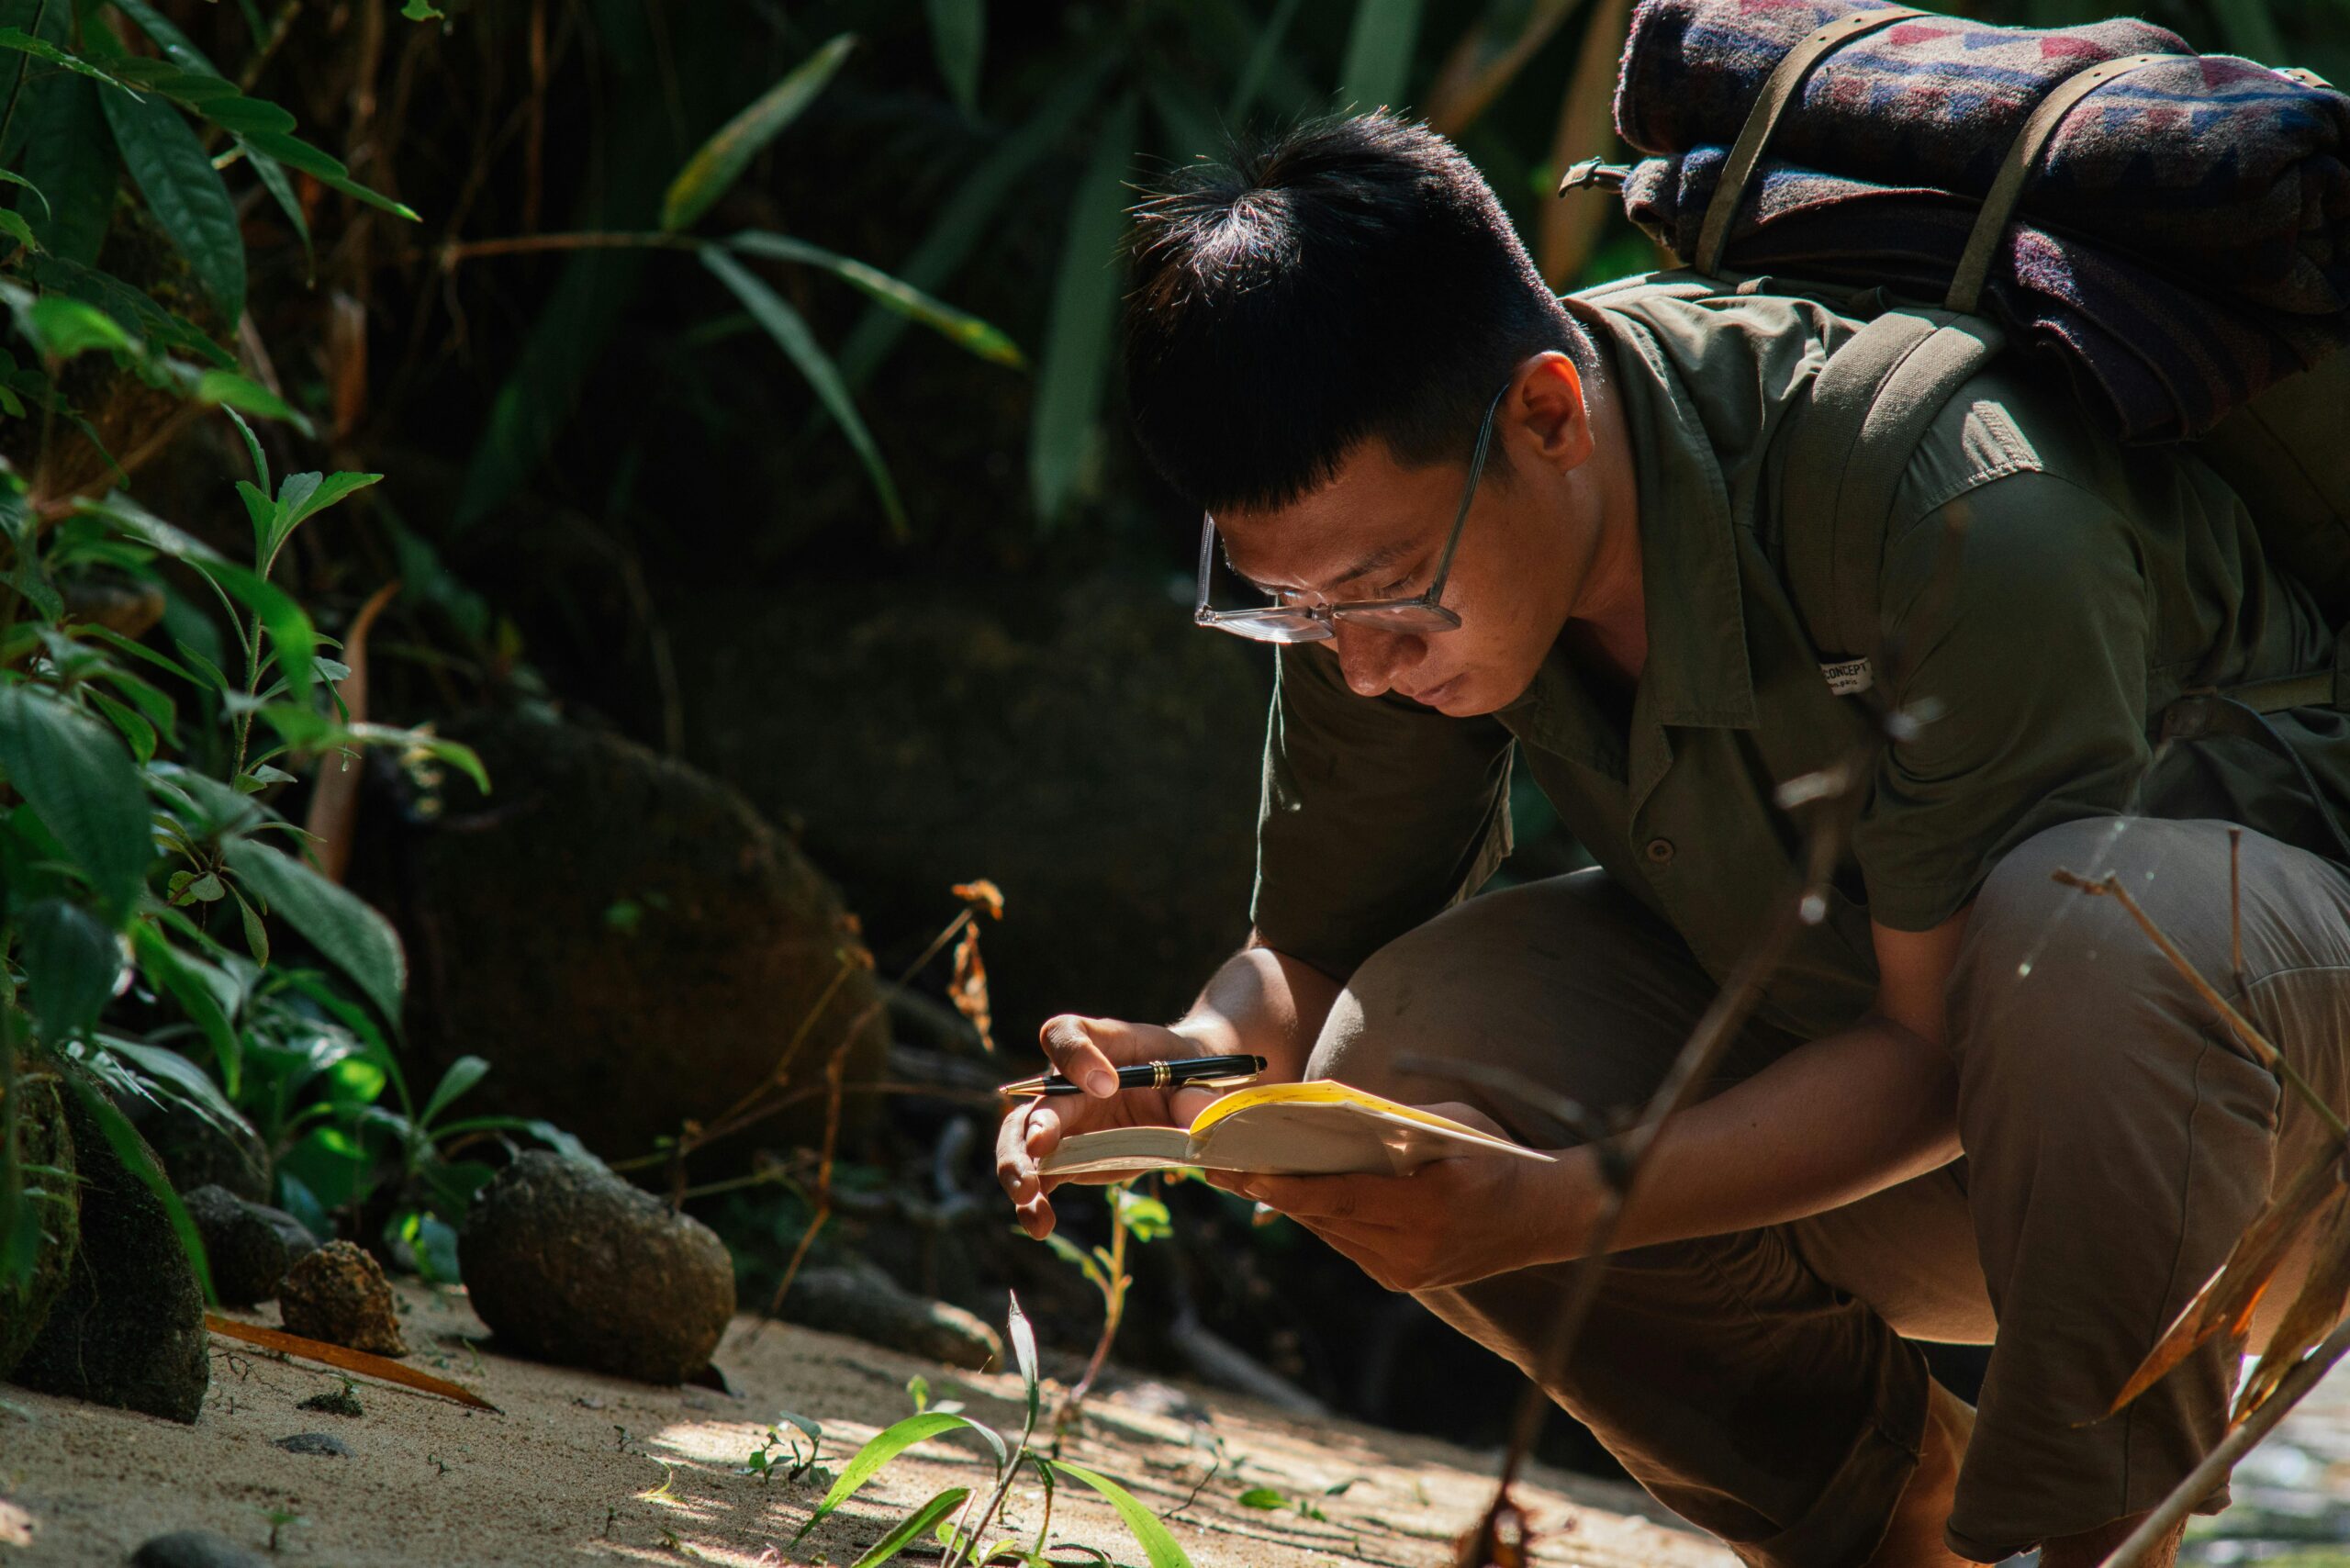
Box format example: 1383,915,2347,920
1779,308,2006,674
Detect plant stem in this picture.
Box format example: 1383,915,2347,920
431,230,699,267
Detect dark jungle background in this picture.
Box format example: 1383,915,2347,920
4,0,2343,1481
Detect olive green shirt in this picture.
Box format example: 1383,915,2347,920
1252,281,2346,1040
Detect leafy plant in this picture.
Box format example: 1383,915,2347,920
740,1409,825,1485
797,1293,1192,1568
1040,1179,1171,1431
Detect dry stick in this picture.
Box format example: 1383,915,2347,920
756,1039,854,1327
2102,1311,2350,1568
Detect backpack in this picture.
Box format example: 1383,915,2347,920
1571,5,2350,716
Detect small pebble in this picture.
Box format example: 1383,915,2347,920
296,1385,364,1417
273,1432,352,1458
130,1529,263,1567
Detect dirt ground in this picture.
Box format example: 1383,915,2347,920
0,1281,1731,1567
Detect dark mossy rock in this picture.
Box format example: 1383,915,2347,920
131,1529,265,1567
459,1152,733,1384
10,1090,207,1423
182,1186,307,1308
119,1092,270,1204
277,1241,405,1356
779,1259,1002,1371
347,716,886,1162
0,1073,79,1378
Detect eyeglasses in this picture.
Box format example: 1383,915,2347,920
1193,385,1507,644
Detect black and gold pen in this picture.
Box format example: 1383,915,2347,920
998,1053,1268,1098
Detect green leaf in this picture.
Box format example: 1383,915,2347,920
87,689,157,764
62,1072,216,1306
1008,1290,1040,1428
924,0,983,114
266,470,381,560
1236,1488,1287,1510
852,1486,971,1568
0,169,47,220
660,34,856,234
702,246,905,537
0,27,131,90
225,837,404,1025
76,491,226,566
0,682,152,913
1337,0,1423,111
0,208,38,253
98,1034,251,1139
18,296,135,361
420,1055,489,1129
232,129,418,222
1042,1462,1192,1568
130,925,242,1098
192,370,314,436
192,557,315,700
17,898,120,1039
797,1413,1008,1541
1028,95,1136,526
727,232,1022,368
401,0,445,19
232,881,269,964
100,85,245,322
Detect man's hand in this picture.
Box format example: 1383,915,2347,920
1205,1103,1590,1294
995,1014,1228,1240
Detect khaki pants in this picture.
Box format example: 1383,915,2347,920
1306,817,2350,1564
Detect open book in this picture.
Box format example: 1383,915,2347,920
1040,1081,1555,1179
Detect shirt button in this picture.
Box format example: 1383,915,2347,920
1645,837,1676,866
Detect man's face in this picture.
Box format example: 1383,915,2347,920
1212,355,1602,717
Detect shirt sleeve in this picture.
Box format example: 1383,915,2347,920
1251,642,1517,978
1854,470,2155,932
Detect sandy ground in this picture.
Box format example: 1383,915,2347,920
0,1281,1730,1567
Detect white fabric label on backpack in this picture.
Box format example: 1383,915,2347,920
1821,657,1874,697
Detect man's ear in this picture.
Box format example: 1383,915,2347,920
1511,352,1593,471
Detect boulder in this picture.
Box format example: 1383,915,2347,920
10,1091,207,1423
459,1152,733,1384
277,1241,406,1356
131,1530,265,1568
349,716,887,1162
778,1258,1002,1372
182,1186,303,1307
118,1090,271,1204
0,1074,78,1378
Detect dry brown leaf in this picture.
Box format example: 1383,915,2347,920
951,879,1005,921
2238,1185,2350,1423
1536,0,1636,286
2110,1139,2346,1413
206,1315,501,1412
948,920,995,1054
1427,0,1585,138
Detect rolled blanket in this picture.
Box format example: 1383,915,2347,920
1607,0,2350,437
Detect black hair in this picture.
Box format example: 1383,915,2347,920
1122,112,1587,514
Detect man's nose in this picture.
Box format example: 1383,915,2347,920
1333,623,1424,697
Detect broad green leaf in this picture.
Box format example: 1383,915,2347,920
402,0,446,18
25,253,230,366
98,1034,251,1138
797,1413,1008,1540
924,0,983,114
1028,96,1136,526
852,1486,971,1568
1237,1488,1287,1509
266,470,381,560
225,837,405,1024
76,491,225,565
193,370,314,435
131,924,242,1097
1042,1462,1192,1568
95,663,179,746
836,55,1110,390
703,247,905,537
62,1072,217,1306
1337,0,1423,110
0,682,151,913
0,209,35,253
87,689,157,764
420,1054,490,1129
660,34,856,234
19,296,134,361
100,85,245,322
17,898,120,1039
728,232,1022,368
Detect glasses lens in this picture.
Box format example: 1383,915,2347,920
1199,608,1334,644
1335,601,1463,634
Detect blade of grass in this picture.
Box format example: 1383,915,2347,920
1027,95,1137,527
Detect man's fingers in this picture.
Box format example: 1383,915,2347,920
1038,1014,1121,1097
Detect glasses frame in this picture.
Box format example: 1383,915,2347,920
1193,384,1510,644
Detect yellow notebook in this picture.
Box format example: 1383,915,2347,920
1039,1081,1554,1179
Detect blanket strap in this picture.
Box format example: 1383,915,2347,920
1944,51,2180,314
1693,6,1921,277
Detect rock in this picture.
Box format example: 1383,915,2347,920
0,1074,79,1379
182,1186,292,1307
672,577,1263,1050
779,1258,1002,1372
119,1092,270,1204
131,1529,265,1567
272,1431,351,1457
254,1204,319,1267
10,1088,207,1422
276,1242,406,1356
347,716,887,1161
459,1152,733,1383
296,1383,363,1417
